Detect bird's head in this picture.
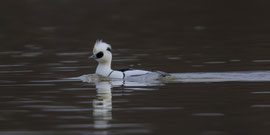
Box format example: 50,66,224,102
89,40,112,64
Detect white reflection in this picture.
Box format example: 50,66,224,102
79,74,165,132
93,81,112,129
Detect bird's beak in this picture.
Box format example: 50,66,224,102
88,54,96,59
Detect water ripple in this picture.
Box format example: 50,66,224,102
0,70,33,73
252,60,270,63
251,105,270,108
42,108,91,112
0,64,25,68
251,91,270,94
115,107,183,111
30,79,80,83
0,51,22,55
192,113,225,117
59,88,95,91
204,61,227,64
0,83,55,87
56,52,89,56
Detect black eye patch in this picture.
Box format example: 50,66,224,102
106,47,112,52
96,52,104,59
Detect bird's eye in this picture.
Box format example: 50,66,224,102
106,47,112,52
96,52,104,59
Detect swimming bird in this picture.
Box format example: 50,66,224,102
89,40,169,79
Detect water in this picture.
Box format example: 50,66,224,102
1,0,270,135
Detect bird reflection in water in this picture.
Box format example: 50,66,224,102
93,81,112,129
78,74,164,132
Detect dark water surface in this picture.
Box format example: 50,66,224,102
1,0,270,135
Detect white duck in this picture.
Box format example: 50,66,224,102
89,40,169,79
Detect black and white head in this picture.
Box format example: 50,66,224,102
89,40,112,63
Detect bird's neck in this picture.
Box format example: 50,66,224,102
96,62,113,76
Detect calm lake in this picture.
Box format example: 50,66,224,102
1,0,270,135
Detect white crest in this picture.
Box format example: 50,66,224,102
93,40,111,53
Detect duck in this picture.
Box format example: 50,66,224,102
89,40,169,79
